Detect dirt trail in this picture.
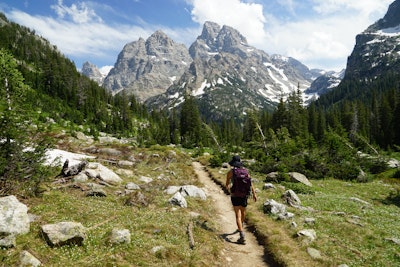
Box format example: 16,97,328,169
192,162,270,267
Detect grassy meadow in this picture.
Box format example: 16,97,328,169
205,159,400,267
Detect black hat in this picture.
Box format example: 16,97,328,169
229,155,243,167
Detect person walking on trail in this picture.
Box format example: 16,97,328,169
225,155,257,244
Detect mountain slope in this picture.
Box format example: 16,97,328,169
344,0,400,82
145,21,317,121
102,30,192,101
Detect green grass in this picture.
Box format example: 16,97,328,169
207,164,400,267
0,146,224,267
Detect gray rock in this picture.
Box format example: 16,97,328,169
307,247,322,260
41,222,87,247
86,162,123,185
277,212,295,220
304,218,316,225
265,172,279,182
19,250,41,267
139,175,153,184
109,229,131,244
125,182,140,190
263,199,287,215
73,172,89,182
151,245,166,254
0,235,16,248
169,192,187,208
282,189,301,207
263,183,275,190
0,195,30,241
85,189,107,197
118,160,134,168
387,158,400,168
297,229,317,243
288,172,312,186
164,186,181,195
179,185,206,200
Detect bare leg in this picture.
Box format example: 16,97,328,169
234,206,246,230
233,206,243,231
234,206,246,243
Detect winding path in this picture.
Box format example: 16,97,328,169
192,162,270,267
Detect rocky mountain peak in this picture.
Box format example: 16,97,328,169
146,22,318,121
344,0,400,82
199,21,221,43
369,0,400,30
217,25,248,49
81,61,104,85
146,30,174,53
102,30,192,101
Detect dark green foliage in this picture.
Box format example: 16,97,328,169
0,49,52,196
180,95,203,148
280,181,315,195
392,169,400,178
209,151,231,168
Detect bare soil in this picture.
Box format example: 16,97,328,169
192,162,271,267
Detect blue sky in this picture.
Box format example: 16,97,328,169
0,0,394,73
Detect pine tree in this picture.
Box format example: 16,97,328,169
180,94,203,148
0,49,51,196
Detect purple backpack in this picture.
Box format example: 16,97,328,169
231,167,251,197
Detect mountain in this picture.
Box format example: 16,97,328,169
344,0,400,82
305,69,345,101
81,61,104,85
145,21,318,121
102,30,192,101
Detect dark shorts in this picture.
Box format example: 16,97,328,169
231,196,248,207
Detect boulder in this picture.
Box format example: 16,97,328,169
86,162,123,185
263,183,275,190
0,195,30,248
297,229,317,243
164,185,206,200
265,172,279,182
41,222,87,247
179,185,206,200
263,199,287,215
125,182,140,190
139,176,153,184
169,192,187,208
282,189,301,207
288,172,312,186
19,250,41,267
109,229,131,244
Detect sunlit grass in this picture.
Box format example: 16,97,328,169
207,165,400,266
1,146,224,267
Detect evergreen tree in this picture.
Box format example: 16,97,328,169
180,95,203,148
0,48,51,196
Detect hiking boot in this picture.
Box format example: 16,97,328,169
237,232,246,244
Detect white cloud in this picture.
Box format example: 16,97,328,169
4,0,395,72
51,0,102,24
185,0,394,70
189,0,267,43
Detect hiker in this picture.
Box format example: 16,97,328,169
225,155,257,244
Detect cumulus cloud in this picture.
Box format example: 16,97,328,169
6,1,157,67
51,0,102,24
4,0,395,71
186,0,393,70
189,0,267,44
